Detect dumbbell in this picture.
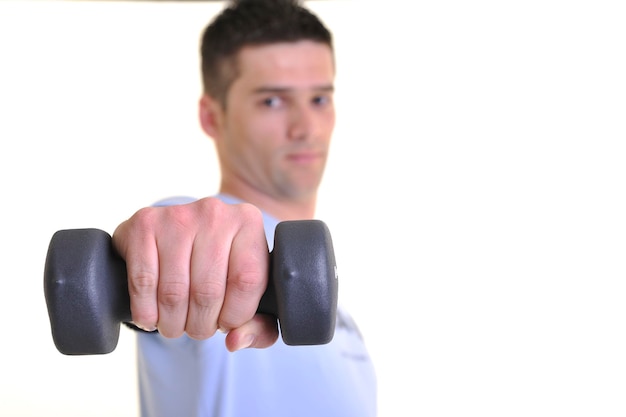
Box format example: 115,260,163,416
44,220,338,355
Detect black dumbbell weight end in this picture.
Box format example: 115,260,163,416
44,228,130,355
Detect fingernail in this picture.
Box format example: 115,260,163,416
134,322,157,332
235,334,255,351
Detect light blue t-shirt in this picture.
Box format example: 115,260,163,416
136,195,377,417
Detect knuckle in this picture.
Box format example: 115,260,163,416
131,206,159,230
190,280,225,308
158,280,189,307
196,197,227,219
133,202,198,234
129,270,157,294
237,203,263,224
230,270,263,295
194,198,263,231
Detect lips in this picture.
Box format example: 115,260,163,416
286,151,323,163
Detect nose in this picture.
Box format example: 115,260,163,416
287,104,314,142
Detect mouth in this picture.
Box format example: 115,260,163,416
286,150,324,164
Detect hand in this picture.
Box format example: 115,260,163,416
112,197,279,351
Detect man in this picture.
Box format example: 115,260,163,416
112,1,376,415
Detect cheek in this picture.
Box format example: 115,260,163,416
319,112,336,141
245,114,287,151
234,123,278,164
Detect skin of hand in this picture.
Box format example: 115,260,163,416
112,40,335,352
113,198,278,352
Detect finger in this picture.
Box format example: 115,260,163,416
218,211,269,331
155,230,193,338
185,231,229,340
225,314,279,352
114,217,159,332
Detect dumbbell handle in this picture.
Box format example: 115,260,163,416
44,220,338,355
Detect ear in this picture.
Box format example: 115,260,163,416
198,94,223,140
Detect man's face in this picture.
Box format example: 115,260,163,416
210,41,336,202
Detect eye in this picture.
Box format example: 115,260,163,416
262,96,283,108
312,95,332,107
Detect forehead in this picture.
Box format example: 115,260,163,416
234,41,335,90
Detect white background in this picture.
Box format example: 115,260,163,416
1,0,625,416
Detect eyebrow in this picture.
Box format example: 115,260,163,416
252,84,335,95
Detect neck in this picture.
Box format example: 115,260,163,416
219,182,317,221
